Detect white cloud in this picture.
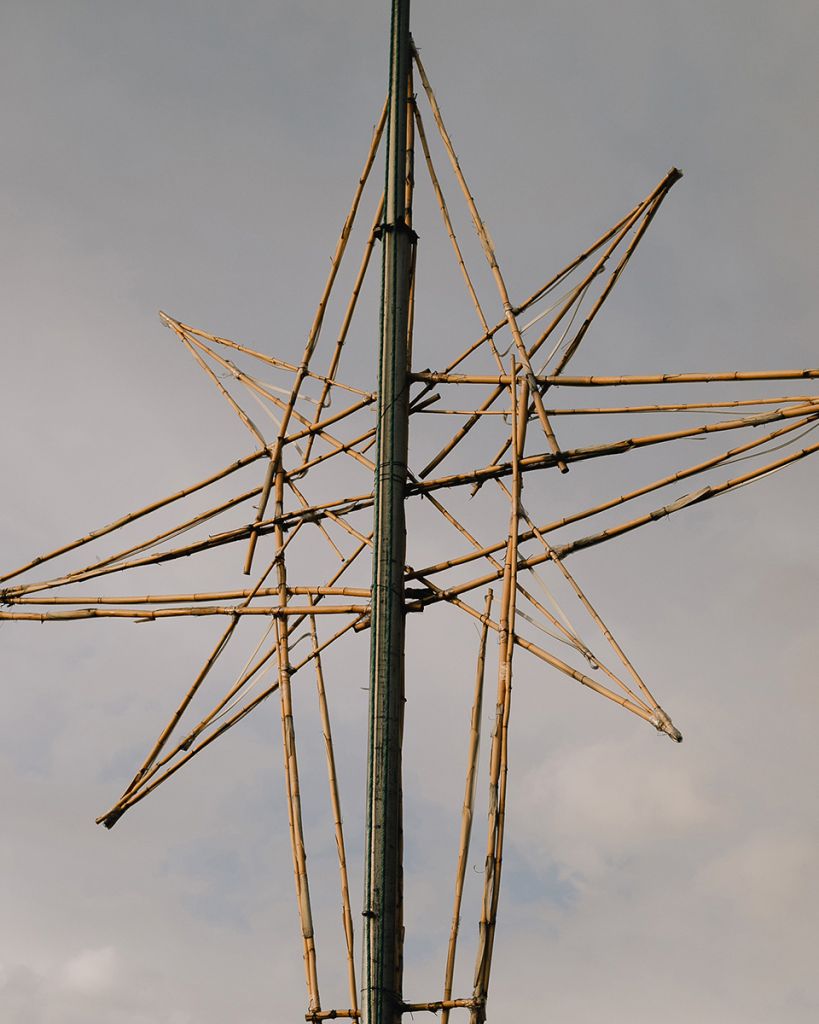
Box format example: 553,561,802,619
59,946,119,995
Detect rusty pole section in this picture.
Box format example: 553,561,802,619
363,2,413,1023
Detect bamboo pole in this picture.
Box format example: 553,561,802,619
412,401,819,497
309,615,359,1016
0,448,266,586
0,605,371,623
404,437,819,619
302,195,386,465
273,468,321,1013
97,551,370,828
472,370,526,1021
411,43,567,474
409,370,819,387
405,413,819,583
441,589,493,1024
243,98,389,576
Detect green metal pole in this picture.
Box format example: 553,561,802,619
364,2,412,1023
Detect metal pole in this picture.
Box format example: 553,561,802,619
364,2,412,1023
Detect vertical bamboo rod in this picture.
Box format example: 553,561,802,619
274,469,321,1012
309,615,359,1016
441,589,493,1024
471,368,526,1021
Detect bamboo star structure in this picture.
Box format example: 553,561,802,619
2,44,818,1023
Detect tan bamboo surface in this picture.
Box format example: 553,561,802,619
0,487,378,601
411,574,677,738
440,589,493,1024
405,413,819,583
414,400,819,497
404,999,482,1013
405,437,819,622
0,447,267,586
272,469,321,1012
309,615,358,1016
243,99,388,575
414,169,682,480
471,371,527,1021
411,369,819,386
304,1011,359,1021
411,45,567,474
413,100,489,336
120,551,282,799
4,587,371,606
416,396,816,416
160,318,372,399
302,195,385,466
95,534,372,827
176,328,376,473
475,176,683,480
0,605,371,623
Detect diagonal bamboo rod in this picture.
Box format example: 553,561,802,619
273,468,321,1013
309,615,358,1016
471,370,526,1020
119,550,281,800
180,329,376,473
0,448,267,586
441,589,493,1024
413,100,489,335
405,413,819,583
98,540,371,826
302,195,386,466
163,316,371,396
413,401,819,497
244,99,389,576
406,437,819,620
411,43,566,474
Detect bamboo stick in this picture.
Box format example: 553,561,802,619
0,605,371,623
406,437,819,619
273,469,321,1012
441,589,493,1024
411,45,567,474
302,195,386,465
405,413,819,583
404,999,482,1013
410,370,819,387
413,100,489,335
474,371,527,1019
0,448,266,586
413,401,819,497
97,539,371,824
244,98,389,575
309,616,358,1016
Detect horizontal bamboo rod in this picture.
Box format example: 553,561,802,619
5,586,371,606
414,402,819,496
403,999,482,1012
406,437,819,615
0,605,370,623
416,396,815,417
406,413,818,582
410,369,819,386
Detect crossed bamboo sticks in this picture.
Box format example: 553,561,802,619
3,46,817,1024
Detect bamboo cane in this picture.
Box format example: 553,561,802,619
302,195,386,465
244,99,389,575
441,589,493,1024
309,616,358,1016
411,45,566,474
272,469,321,1012
405,413,819,583
0,448,267,586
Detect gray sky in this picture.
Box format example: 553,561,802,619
1,3,818,1022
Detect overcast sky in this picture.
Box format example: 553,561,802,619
1,3,818,1023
